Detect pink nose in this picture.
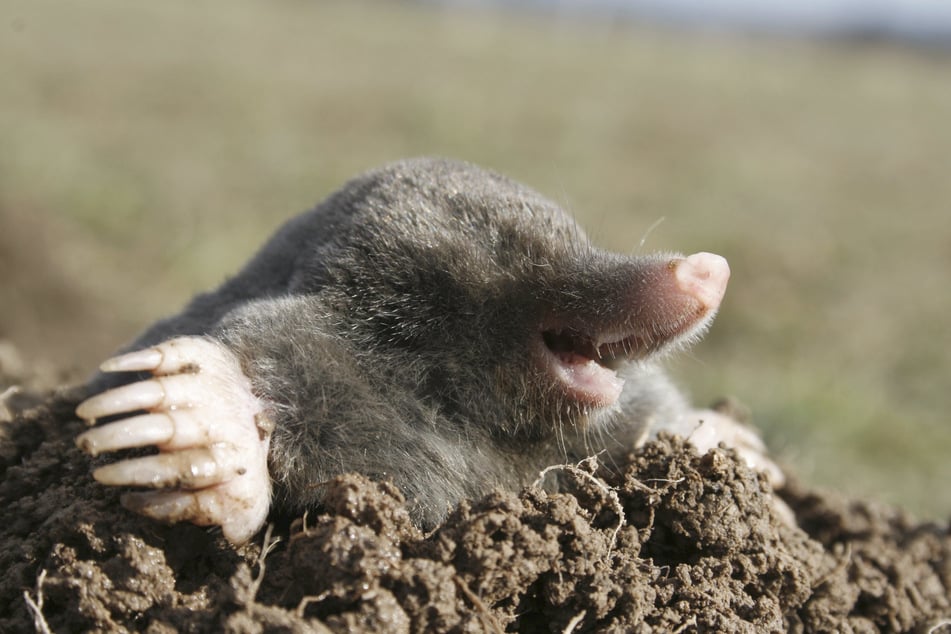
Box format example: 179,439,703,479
674,252,731,311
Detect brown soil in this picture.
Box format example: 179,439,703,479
2,372,950,632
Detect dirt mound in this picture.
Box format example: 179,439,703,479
1,390,949,633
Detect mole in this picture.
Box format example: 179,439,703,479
74,158,781,544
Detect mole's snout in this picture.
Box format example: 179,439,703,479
537,251,730,411
673,252,730,312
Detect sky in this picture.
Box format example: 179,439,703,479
433,0,951,44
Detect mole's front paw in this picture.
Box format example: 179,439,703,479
75,336,272,544
686,408,786,488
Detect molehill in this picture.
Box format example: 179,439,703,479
1,384,949,633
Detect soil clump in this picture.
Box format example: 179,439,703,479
1,378,949,632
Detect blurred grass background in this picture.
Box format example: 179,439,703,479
2,0,949,517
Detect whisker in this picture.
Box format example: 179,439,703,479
635,216,666,254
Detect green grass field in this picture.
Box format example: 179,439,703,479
2,0,949,517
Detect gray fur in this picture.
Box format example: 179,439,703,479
100,158,700,528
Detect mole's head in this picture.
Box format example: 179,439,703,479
316,158,729,438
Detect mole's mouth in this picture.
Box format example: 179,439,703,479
538,315,704,409
536,252,729,411
539,328,648,408
541,329,648,371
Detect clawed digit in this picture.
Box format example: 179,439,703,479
687,409,785,488
75,336,272,544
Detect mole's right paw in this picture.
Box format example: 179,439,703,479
75,336,272,544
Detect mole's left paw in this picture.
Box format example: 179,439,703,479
686,408,786,488
685,409,796,524
75,336,272,544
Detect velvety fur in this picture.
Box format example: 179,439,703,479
96,158,698,527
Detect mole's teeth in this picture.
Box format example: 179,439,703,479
76,380,166,421
596,329,633,348
100,348,164,373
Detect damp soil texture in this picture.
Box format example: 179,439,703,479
1,387,950,633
